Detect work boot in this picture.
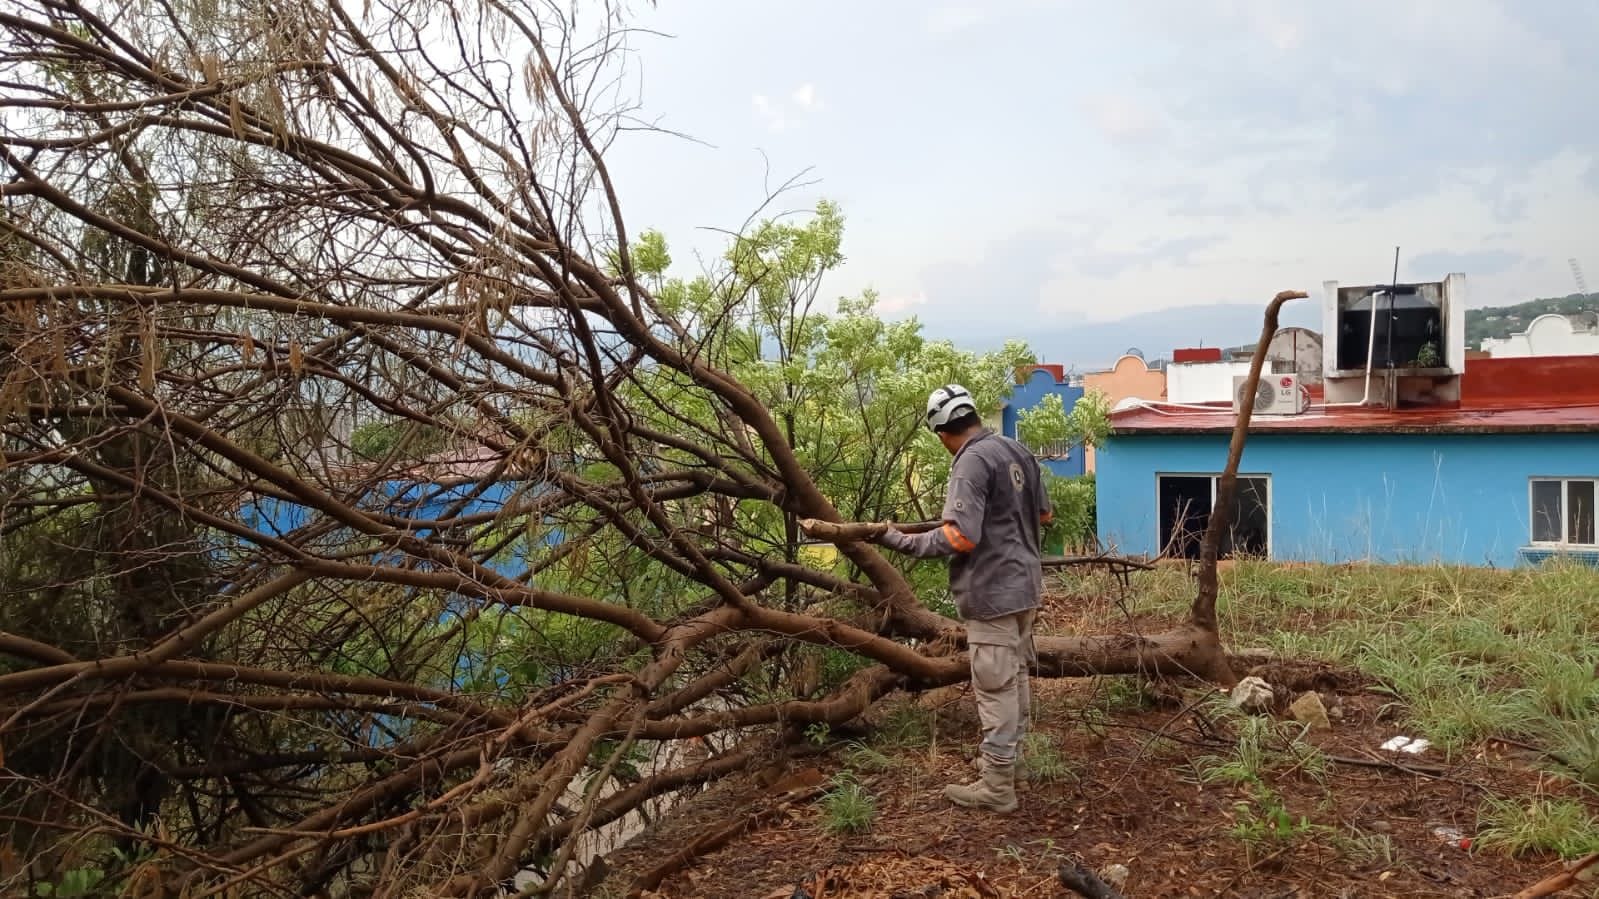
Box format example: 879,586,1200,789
944,757,1017,813
973,752,1028,783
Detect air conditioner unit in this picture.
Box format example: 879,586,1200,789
1233,373,1307,415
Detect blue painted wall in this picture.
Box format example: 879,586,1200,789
236,479,562,571
229,478,568,705
1095,431,1599,567
1001,368,1087,478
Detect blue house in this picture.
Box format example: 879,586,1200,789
1001,364,1087,478
1095,275,1599,568
229,448,568,705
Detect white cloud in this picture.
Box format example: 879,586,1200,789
924,4,987,36
751,93,789,132
752,84,822,132
1079,93,1167,145
876,291,929,314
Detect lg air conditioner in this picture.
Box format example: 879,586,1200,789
1233,373,1307,415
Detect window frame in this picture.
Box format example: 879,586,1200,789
1528,477,1599,547
1154,472,1273,559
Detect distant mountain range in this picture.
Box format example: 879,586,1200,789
932,293,1599,370
932,302,1324,372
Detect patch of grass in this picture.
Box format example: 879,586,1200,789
1090,675,1154,712
1541,716,1599,787
1055,560,1599,812
1515,648,1599,719
871,702,935,750
841,741,897,774
1227,782,1330,862
1474,794,1599,859
818,772,876,836
1019,732,1076,784
1332,827,1397,867
1402,681,1540,751
1190,714,1328,788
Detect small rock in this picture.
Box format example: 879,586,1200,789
1101,863,1130,889
1289,691,1331,730
1229,676,1275,714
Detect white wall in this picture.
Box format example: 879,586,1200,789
1165,360,1253,404
1482,314,1599,358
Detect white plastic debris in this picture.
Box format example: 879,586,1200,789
1380,735,1431,754
1430,825,1472,849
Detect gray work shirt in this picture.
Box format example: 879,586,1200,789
881,429,1052,621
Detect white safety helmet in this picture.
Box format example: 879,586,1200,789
925,383,976,432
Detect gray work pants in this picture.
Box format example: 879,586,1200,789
964,608,1038,764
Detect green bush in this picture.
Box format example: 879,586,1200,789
1042,472,1096,552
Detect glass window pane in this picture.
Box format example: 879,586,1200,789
1158,476,1212,560
1229,477,1270,558
1568,481,1596,546
1531,480,1563,542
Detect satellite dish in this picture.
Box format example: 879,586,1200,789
1124,347,1145,360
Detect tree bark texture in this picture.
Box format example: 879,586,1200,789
0,2,1288,894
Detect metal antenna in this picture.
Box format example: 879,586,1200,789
1386,246,1399,369
1571,257,1589,297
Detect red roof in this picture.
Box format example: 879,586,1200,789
1015,363,1066,385
1111,355,1599,435
1172,347,1223,363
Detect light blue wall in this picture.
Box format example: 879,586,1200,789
1001,368,1087,478
227,478,572,708
235,478,563,577
1096,432,1599,568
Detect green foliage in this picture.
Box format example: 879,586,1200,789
841,741,898,773
1015,387,1111,453
1043,472,1096,551
1474,794,1599,859
600,200,1040,591
818,772,876,836
1227,782,1328,858
1016,393,1071,451
870,703,936,750
1090,674,1153,713
1190,712,1329,788
1466,293,1599,349
1019,732,1076,784
33,866,107,898
1074,559,1599,770
350,418,449,462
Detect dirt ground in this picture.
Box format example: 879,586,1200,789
593,667,1596,899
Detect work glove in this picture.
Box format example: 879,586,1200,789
875,521,907,549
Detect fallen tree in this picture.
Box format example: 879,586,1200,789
0,0,1299,893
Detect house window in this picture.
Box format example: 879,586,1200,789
1025,438,1074,460
1157,474,1270,560
1530,478,1597,546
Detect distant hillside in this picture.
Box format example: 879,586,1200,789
933,293,1599,369
933,302,1323,371
1467,293,1599,348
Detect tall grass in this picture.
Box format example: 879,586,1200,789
1050,559,1599,859
1055,559,1599,763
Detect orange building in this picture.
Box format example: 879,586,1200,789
1080,354,1166,473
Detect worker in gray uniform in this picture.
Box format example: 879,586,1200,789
872,383,1053,813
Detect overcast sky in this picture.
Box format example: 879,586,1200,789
601,0,1599,342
